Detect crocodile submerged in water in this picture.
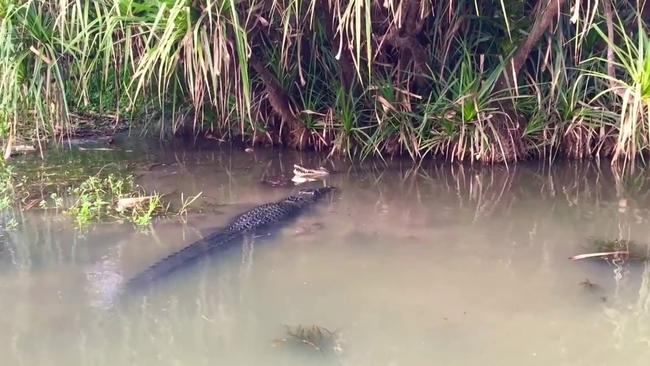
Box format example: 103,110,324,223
125,186,336,290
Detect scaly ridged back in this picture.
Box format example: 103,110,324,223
225,201,302,232
125,187,335,289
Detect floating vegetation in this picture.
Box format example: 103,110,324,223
571,238,650,263
0,144,210,230
579,278,602,291
0,146,142,208
0,163,15,209
579,279,608,303
4,217,18,231
273,324,343,355
66,174,167,228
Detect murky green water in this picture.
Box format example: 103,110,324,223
2,138,650,366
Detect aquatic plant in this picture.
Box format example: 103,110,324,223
0,162,14,209
67,173,167,227
0,147,211,228
0,1,648,164
4,217,18,230
176,191,203,223
571,237,650,263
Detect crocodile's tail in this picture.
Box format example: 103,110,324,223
125,230,242,290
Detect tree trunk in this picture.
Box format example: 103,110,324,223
489,0,567,163
250,55,308,149
496,0,567,90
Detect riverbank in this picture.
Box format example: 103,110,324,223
1,1,648,164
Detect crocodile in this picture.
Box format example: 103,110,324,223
125,186,336,290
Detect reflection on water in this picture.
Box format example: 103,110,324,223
3,143,650,365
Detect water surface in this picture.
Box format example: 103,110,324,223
2,140,650,366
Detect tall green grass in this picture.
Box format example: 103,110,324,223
0,0,648,164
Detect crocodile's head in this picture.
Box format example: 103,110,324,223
283,187,336,206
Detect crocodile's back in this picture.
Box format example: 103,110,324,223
124,187,335,290
225,201,303,232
